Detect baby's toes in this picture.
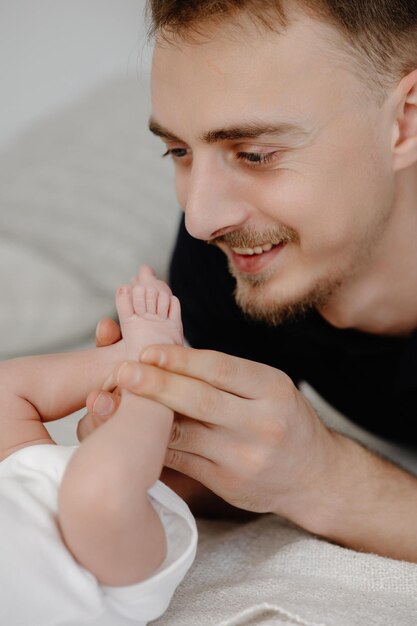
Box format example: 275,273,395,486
156,279,173,297
157,291,170,319
136,265,173,296
145,286,158,315
115,284,134,323
132,284,147,316
168,296,182,325
137,264,156,285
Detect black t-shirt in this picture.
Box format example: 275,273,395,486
169,217,417,445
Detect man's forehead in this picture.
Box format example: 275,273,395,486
151,1,301,51
151,7,356,101
150,9,364,144
151,4,346,62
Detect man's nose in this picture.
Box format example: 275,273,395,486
183,155,250,241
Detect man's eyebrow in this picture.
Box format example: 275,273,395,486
149,119,181,142
201,122,309,143
148,118,309,144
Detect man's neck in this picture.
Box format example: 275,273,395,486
319,165,417,337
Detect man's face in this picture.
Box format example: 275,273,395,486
150,9,395,324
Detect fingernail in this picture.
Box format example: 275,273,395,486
141,348,165,366
92,393,114,416
117,361,142,387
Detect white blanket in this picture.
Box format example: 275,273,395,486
153,384,417,626
154,514,417,626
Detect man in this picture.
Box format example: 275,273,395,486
80,0,417,562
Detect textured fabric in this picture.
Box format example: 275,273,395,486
169,217,417,445
154,514,417,626
0,444,197,626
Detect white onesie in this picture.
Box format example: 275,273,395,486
0,444,197,626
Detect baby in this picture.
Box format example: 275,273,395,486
0,265,197,626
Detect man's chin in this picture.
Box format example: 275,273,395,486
233,278,337,327
235,290,312,326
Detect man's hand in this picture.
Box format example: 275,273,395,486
95,317,122,348
79,339,417,560
109,345,417,562
111,345,339,525
79,332,333,520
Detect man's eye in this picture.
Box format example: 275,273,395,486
236,151,276,166
162,148,189,159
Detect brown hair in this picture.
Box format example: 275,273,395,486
145,0,417,93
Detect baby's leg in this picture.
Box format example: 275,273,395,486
60,273,184,586
116,271,183,361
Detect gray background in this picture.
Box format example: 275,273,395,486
0,0,151,149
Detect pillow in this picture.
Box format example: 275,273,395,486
0,75,181,359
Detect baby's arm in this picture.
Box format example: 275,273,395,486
58,273,184,586
0,341,124,460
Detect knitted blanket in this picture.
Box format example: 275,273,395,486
154,383,417,626
154,513,417,626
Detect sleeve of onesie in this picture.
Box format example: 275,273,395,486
101,480,198,623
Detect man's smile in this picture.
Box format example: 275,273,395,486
230,242,275,255
221,241,287,275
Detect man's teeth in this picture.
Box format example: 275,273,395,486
231,243,275,256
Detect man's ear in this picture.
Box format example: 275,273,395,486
392,68,417,171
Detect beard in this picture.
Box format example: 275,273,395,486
211,225,348,327
231,264,342,326
208,186,393,327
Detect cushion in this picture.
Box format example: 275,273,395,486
0,75,181,358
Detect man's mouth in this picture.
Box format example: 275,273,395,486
228,242,285,274
230,242,276,256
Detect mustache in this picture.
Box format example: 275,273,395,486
209,225,299,249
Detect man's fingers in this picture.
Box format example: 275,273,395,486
115,360,248,426
140,344,279,399
77,411,94,441
164,448,218,489
95,317,121,348
168,416,228,461
77,410,112,441
85,389,102,415
85,389,118,416
78,389,121,442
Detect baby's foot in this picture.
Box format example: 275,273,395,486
115,271,183,361
131,264,171,294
